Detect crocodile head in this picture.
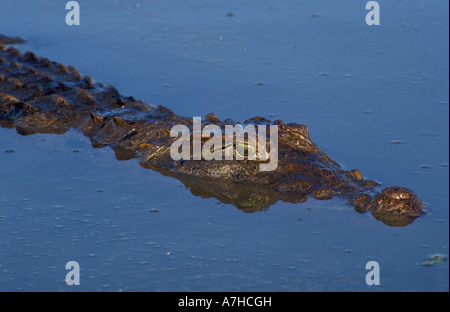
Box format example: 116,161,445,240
135,116,425,226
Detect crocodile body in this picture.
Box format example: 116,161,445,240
0,36,425,226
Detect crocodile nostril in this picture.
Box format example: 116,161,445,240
383,187,413,200
391,192,411,200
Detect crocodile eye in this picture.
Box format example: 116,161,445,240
219,143,233,156
236,142,256,158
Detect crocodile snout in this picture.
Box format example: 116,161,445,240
371,186,425,217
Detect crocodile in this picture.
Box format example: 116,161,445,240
0,35,425,226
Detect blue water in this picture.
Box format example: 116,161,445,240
0,0,448,291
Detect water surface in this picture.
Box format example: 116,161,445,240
0,0,448,291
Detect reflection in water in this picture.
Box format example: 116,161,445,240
144,162,418,227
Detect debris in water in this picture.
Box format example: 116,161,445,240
422,254,448,266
